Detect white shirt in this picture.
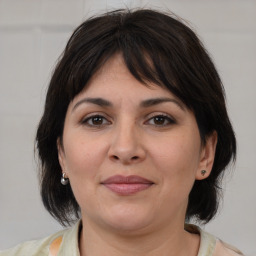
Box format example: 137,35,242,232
0,221,244,256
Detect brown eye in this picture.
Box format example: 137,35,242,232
147,115,175,126
82,115,110,127
91,116,104,125
154,116,166,125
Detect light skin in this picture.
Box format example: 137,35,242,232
58,54,217,256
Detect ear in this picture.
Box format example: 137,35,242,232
57,138,68,177
196,131,218,180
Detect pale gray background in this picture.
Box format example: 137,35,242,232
0,0,255,255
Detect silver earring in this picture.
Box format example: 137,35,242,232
201,170,207,176
61,173,69,185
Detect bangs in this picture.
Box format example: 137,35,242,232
62,22,193,111
60,10,213,114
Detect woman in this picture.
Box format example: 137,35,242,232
0,9,244,256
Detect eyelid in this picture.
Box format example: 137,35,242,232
80,112,112,126
78,111,176,127
80,111,111,120
145,112,175,120
144,112,176,125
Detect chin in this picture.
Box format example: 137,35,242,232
101,204,154,234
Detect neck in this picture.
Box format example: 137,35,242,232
79,218,200,256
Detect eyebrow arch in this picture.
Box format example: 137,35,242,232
72,97,185,112
140,97,185,110
72,97,112,112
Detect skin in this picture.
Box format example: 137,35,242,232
58,54,217,256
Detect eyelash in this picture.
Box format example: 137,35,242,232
145,114,176,126
80,113,175,128
81,114,111,127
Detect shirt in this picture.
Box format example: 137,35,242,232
0,221,244,256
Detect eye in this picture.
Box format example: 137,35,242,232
81,115,110,127
146,114,175,126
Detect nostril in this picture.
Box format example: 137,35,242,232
111,155,139,161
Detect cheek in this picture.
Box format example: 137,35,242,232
62,134,110,206
148,133,201,194
63,132,105,173
150,136,201,172
62,143,99,199
63,137,103,207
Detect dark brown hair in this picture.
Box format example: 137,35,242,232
36,9,236,226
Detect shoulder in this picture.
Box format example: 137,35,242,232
0,222,80,256
213,240,244,256
185,224,244,256
198,227,244,256
0,229,65,256
0,235,53,255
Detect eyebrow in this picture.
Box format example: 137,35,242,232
72,97,185,112
72,98,112,111
140,97,185,110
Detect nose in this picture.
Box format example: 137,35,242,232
108,122,146,165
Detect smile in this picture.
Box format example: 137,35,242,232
101,175,154,196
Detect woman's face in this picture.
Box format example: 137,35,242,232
58,55,216,234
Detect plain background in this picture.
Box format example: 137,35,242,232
0,0,255,255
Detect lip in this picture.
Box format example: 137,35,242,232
101,175,154,196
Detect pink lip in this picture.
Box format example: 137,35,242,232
101,175,154,196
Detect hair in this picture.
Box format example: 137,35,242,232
36,8,236,226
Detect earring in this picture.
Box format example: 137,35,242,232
201,170,207,176
61,173,69,185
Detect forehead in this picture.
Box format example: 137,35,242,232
74,54,178,102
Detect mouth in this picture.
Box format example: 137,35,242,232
101,175,154,196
